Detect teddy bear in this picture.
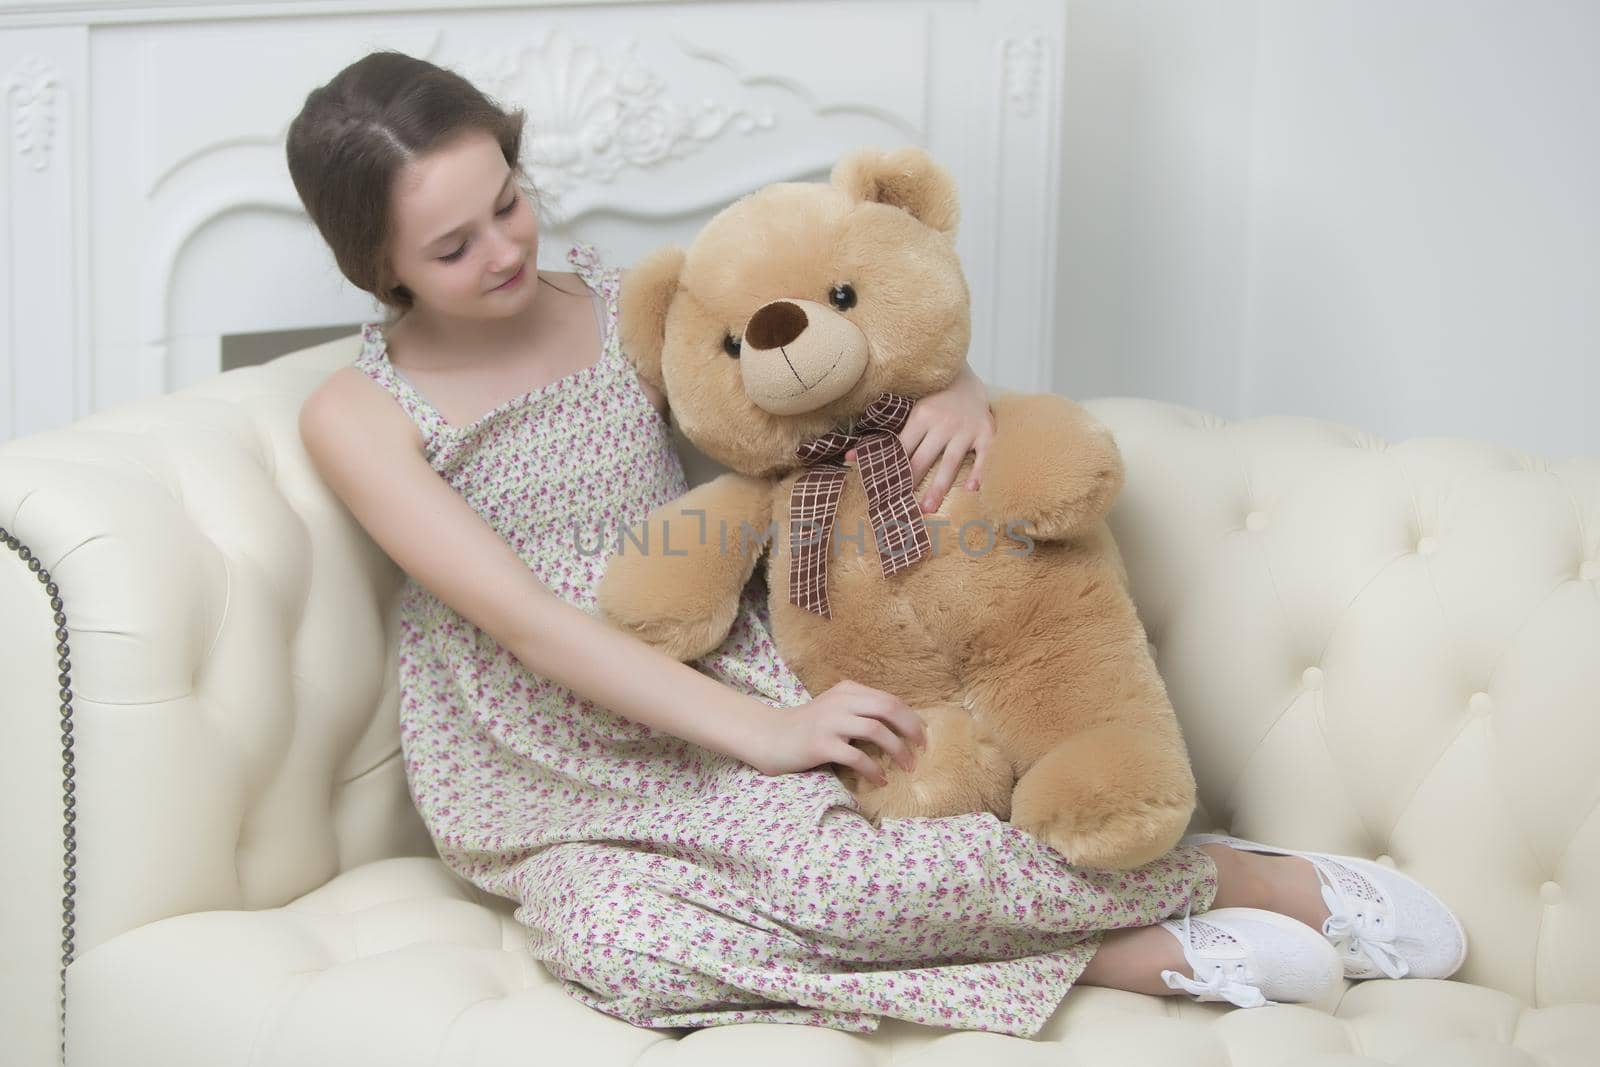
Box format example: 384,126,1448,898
595,146,1197,871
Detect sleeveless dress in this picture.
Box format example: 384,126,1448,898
352,242,1219,1038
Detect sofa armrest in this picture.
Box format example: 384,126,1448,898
0,334,436,1061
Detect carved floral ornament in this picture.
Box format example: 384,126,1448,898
6,54,56,172
454,30,775,208
1003,37,1045,119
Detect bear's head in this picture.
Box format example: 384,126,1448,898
621,147,971,478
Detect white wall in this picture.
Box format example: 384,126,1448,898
1054,0,1598,461
0,0,1065,441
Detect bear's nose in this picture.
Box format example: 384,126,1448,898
745,300,808,350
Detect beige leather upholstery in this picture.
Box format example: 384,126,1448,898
2,332,1595,1065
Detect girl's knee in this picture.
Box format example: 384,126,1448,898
540,935,749,1025
540,932,657,1002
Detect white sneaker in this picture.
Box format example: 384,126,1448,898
1157,906,1343,1007
1183,833,1469,981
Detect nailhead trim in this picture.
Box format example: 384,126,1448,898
1,525,76,1066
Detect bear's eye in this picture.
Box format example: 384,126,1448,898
829,284,857,311
722,333,742,359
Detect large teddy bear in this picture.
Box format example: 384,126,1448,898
597,147,1196,870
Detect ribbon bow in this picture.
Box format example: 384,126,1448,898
1158,905,1275,1008
789,392,933,618
1320,884,1410,979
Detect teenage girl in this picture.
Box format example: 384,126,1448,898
288,50,1466,1037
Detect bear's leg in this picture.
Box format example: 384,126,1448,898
839,704,1015,822
963,561,1197,870
1008,717,1195,871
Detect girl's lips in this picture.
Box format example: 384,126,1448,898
492,263,526,291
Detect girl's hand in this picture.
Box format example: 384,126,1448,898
750,680,928,786
847,362,995,513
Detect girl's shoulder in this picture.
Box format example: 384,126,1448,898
534,268,584,295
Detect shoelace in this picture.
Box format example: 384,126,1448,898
1158,907,1275,1008
1162,965,1271,1008
1318,881,1410,979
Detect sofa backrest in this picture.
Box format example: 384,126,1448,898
3,337,1595,1009
1082,397,1600,1008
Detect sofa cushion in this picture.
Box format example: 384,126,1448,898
66,856,1598,1067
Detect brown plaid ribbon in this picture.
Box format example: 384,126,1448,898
789,392,932,618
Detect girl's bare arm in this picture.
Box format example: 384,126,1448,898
299,367,775,764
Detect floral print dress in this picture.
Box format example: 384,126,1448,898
351,242,1218,1038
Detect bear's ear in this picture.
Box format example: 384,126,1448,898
620,245,686,393
830,146,959,235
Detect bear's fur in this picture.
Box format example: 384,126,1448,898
597,147,1196,870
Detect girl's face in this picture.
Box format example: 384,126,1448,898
385,128,539,320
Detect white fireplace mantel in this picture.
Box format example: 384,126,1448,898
1,0,1065,442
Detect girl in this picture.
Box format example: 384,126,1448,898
287,50,1466,1037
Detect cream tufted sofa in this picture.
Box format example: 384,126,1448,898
3,332,1597,1067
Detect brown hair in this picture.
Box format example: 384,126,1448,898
285,49,536,322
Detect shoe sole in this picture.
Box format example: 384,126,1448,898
1183,833,1470,979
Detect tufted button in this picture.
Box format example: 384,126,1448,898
1470,691,1493,718
1302,666,1324,691
1581,560,1600,581
1541,881,1563,905
1416,536,1439,557
1376,854,1396,868
1245,511,1268,532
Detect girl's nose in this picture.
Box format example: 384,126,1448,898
487,228,522,271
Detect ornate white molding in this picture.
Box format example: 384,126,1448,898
985,17,1062,393
2,30,82,441
141,179,304,387
6,55,57,172
457,30,775,210
0,1,1062,431
143,30,444,198
4,0,630,26
1003,37,1045,120
674,36,924,140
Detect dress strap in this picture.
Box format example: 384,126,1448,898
353,322,447,448
566,241,607,289
587,287,607,341
566,242,624,376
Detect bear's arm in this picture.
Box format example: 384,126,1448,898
977,392,1125,542
596,473,776,662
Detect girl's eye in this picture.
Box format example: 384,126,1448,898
437,195,520,263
